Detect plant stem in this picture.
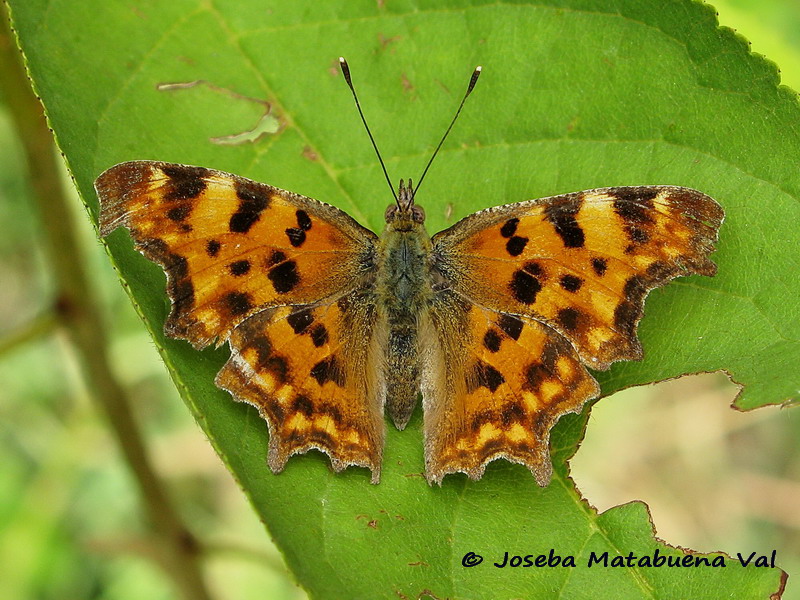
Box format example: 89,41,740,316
0,10,214,600
0,311,57,357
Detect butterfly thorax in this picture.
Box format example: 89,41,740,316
377,183,434,430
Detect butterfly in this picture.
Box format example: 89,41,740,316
94,62,723,486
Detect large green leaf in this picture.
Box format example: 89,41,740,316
10,0,794,597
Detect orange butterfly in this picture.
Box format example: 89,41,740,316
95,60,723,485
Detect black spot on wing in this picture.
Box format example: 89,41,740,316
225,291,253,316
523,341,561,393
244,334,272,370
613,189,657,223
287,308,313,334
230,180,271,233
556,307,580,332
296,210,312,231
285,227,306,247
497,314,524,340
206,239,221,257
524,362,548,391
263,355,289,385
544,196,584,248
483,329,502,352
471,410,493,432
626,226,649,245
268,260,300,293
509,269,542,304
500,402,526,426
310,324,329,347
229,260,251,276
506,236,528,256
161,165,208,200
500,218,519,238
267,250,287,266
310,356,345,386
614,275,649,336
167,205,191,222
318,401,343,425
523,261,544,277
560,274,583,292
591,257,607,276
292,395,314,418
470,361,505,393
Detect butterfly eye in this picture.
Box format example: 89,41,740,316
384,205,398,222
411,205,425,223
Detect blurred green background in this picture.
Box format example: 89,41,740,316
1,0,798,598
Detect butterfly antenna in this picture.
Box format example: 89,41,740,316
413,65,482,200
339,57,400,207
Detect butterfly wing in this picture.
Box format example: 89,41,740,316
423,294,599,484
216,290,383,482
426,186,723,483
97,161,378,348
433,186,723,368
97,161,385,481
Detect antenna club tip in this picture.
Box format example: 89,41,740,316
476,65,482,72
339,57,353,84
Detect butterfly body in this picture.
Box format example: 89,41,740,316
377,197,434,430
96,160,723,486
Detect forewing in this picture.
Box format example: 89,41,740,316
422,292,599,485
432,186,723,369
216,288,384,482
96,161,378,348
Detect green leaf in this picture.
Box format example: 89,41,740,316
10,0,793,597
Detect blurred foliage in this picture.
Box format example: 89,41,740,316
0,49,304,600
1,0,798,598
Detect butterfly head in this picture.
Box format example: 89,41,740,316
385,178,425,227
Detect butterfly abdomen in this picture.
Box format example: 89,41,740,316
378,221,435,430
